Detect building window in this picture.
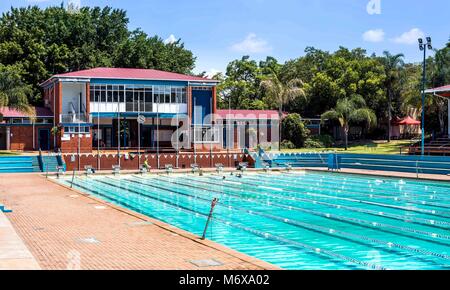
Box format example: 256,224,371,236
91,84,188,111
64,126,90,134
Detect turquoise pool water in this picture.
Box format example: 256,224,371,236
57,171,450,270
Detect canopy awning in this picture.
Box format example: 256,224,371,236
393,116,421,126
425,85,450,97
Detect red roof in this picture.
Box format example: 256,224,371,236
47,67,217,84
425,85,450,97
0,107,53,118
216,109,281,120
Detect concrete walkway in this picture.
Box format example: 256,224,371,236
0,211,40,270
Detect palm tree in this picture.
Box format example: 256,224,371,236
260,72,306,148
321,95,377,150
380,51,404,142
0,70,33,115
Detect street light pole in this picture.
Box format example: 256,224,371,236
419,37,432,156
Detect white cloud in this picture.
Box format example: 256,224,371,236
362,29,385,43
231,33,272,54
392,28,425,45
164,34,177,45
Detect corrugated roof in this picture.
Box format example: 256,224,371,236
45,67,218,84
0,107,53,118
425,85,450,97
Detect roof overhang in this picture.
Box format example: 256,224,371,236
425,85,450,98
40,76,219,88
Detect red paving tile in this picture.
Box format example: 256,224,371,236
0,174,277,270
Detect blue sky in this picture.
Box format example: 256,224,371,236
1,0,449,76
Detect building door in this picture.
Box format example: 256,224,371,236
104,127,112,148
38,129,50,151
0,127,6,150
142,126,152,148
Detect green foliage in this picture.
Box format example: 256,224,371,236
321,95,376,149
304,134,334,148
280,140,296,150
281,113,310,148
0,64,33,113
0,5,196,106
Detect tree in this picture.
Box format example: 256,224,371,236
380,51,404,142
281,113,309,148
321,95,377,150
217,56,261,109
260,70,306,146
0,64,33,114
0,5,196,105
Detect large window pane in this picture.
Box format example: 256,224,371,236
126,88,133,112
181,88,187,103
113,90,118,102
171,87,176,103
165,87,170,103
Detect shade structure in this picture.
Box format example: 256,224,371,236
396,116,421,126
425,85,450,97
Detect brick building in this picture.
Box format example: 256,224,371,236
40,67,222,153
0,107,53,151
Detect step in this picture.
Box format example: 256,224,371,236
0,167,34,173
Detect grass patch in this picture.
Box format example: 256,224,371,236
0,151,20,156
282,140,413,155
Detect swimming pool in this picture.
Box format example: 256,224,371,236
56,171,450,270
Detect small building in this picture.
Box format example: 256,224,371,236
0,107,54,151
215,110,280,149
40,67,219,153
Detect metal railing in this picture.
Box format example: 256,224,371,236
60,113,89,123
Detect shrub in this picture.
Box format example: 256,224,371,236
281,113,310,148
280,140,296,149
304,134,335,148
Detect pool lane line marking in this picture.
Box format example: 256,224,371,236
166,174,450,230
105,177,450,265
149,175,450,244
279,171,450,201
284,169,450,190
216,175,450,218
73,177,383,270
273,172,450,205
247,173,450,210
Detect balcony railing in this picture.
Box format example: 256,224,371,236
60,113,90,124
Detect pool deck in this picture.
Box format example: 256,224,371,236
0,211,41,270
0,173,278,270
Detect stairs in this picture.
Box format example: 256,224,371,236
40,155,63,173
0,155,64,173
0,156,36,173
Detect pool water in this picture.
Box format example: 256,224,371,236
56,171,450,270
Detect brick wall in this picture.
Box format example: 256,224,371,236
9,125,53,151
60,131,93,153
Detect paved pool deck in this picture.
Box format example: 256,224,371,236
0,211,40,270
0,174,278,270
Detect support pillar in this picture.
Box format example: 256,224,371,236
6,127,10,150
